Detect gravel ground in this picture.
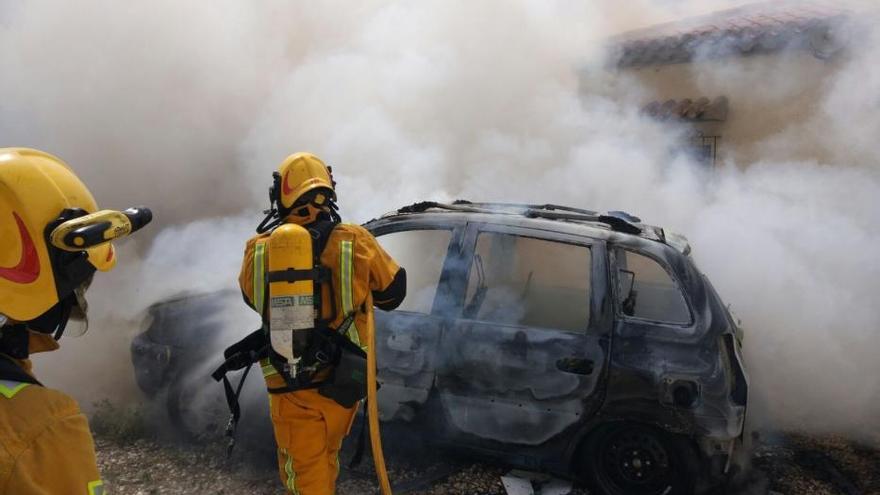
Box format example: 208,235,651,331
94,431,880,495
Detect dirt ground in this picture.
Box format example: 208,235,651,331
94,431,880,495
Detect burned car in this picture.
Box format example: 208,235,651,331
131,201,748,495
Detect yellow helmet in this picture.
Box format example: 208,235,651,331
0,148,116,325
276,152,335,210
258,152,339,232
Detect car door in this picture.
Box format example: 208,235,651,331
369,219,464,421
436,222,610,446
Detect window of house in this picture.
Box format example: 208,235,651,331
689,132,720,167
464,232,591,332
377,229,452,314
616,249,691,325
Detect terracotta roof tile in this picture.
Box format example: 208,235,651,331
611,0,875,67
642,96,729,122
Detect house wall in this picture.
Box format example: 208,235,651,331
620,51,847,167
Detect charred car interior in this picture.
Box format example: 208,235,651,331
131,201,748,495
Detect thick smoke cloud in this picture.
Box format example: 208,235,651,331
2,0,878,438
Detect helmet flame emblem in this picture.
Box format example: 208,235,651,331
0,212,40,284
282,171,294,196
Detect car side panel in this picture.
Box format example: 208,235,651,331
434,223,611,448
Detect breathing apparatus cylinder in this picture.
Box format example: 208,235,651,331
267,223,315,376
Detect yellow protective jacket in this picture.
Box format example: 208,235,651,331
0,355,104,495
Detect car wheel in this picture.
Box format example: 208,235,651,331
580,423,697,495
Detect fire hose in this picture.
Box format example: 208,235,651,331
367,320,392,495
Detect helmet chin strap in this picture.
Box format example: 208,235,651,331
51,299,73,341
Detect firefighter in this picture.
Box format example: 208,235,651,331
238,152,406,495
0,148,151,495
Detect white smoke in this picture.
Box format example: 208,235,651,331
2,0,878,437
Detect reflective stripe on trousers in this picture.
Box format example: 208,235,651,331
280,447,299,494
88,480,105,495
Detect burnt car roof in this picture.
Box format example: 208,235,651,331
369,200,692,255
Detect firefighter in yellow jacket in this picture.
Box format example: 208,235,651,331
239,152,405,495
0,148,152,494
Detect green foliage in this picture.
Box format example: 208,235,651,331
90,399,152,443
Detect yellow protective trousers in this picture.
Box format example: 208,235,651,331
269,388,358,495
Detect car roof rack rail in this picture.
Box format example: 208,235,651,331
523,209,643,235
452,200,600,216
397,201,501,215
396,200,645,235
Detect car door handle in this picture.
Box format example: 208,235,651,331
556,357,594,375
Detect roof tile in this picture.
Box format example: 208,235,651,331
612,0,872,67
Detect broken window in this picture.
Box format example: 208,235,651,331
616,249,691,325
464,233,591,333
377,229,452,314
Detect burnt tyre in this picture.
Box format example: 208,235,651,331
581,423,698,495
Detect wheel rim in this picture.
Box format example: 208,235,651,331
596,426,677,494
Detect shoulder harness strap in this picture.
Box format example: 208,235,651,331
252,239,268,317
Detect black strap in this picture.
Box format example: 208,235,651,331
210,328,269,457
220,361,252,457
267,380,323,394
266,266,331,283
0,354,42,387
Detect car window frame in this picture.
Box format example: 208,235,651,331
610,245,695,328
369,219,465,316
455,221,604,335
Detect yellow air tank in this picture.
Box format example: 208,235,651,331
267,223,315,376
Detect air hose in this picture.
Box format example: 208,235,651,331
366,319,393,495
